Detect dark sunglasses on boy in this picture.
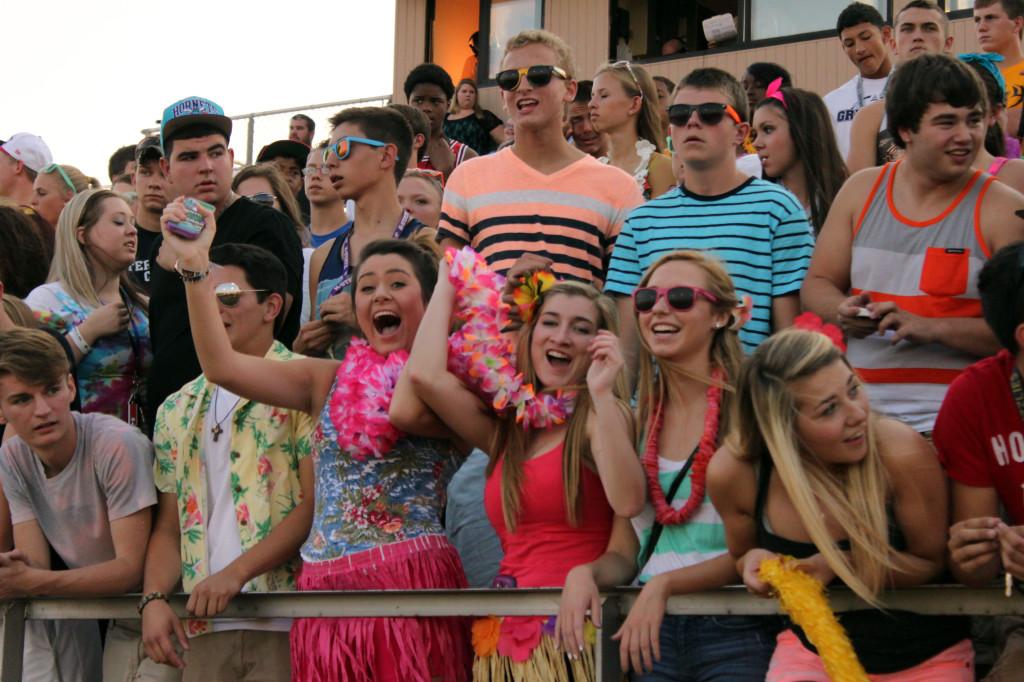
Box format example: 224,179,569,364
633,286,718,313
495,65,569,92
667,103,742,127
215,282,268,307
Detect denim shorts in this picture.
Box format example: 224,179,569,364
632,614,779,681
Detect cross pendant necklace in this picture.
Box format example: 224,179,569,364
210,387,241,443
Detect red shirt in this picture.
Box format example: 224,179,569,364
934,350,1024,524
485,442,613,587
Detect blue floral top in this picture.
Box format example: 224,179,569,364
27,282,151,422
301,378,461,563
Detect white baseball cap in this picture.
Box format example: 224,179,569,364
0,133,54,173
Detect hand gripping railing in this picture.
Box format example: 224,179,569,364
2,586,1020,681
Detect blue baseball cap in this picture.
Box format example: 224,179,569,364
160,96,232,152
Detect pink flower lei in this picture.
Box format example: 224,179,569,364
329,338,408,460
446,247,575,429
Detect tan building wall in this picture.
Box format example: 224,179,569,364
393,0,980,112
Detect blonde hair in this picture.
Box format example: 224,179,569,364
593,61,665,152
48,190,147,311
41,164,101,197
449,78,483,116
729,329,895,605
634,251,744,447
2,294,37,328
503,29,577,78
488,282,631,531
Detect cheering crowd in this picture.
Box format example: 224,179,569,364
3,1,1024,680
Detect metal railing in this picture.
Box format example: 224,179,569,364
1,586,1019,681
141,94,392,166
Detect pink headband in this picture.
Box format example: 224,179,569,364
765,77,786,108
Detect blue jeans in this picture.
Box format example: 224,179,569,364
632,614,778,681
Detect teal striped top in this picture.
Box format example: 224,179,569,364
631,456,728,584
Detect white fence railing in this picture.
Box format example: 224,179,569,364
1,586,1019,681
141,94,392,167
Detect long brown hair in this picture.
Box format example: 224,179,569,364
487,282,631,531
633,251,744,450
232,163,307,246
755,88,847,233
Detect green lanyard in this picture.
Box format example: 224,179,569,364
1011,369,1024,424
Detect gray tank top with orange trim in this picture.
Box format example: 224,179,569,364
847,160,992,433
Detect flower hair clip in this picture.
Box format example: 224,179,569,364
765,77,786,108
511,270,556,324
729,295,754,331
794,312,846,352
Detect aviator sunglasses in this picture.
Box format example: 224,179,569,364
215,282,268,307
323,136,389,162
633,286,719,313
495,64,569,92
667,103,742,127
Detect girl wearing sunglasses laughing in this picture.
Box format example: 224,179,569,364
559,251,780,680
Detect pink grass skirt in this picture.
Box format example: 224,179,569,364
290,534,471,682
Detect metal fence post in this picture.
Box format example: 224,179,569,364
597,594,622,682
0,602,25,682
246,115,256,166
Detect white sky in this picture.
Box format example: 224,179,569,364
2,0,397,184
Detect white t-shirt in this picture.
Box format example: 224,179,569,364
201,387,290,633
824,73,889,160
736,153,763,178
0,412,156,569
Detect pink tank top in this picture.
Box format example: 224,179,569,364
484,442,614,588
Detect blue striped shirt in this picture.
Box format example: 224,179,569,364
605,179,814,351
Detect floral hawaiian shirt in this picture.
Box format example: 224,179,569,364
152,341,313,635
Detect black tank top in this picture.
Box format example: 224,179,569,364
754,455,968,674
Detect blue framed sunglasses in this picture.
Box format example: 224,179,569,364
323,136,390,162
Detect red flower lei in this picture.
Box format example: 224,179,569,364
644,367,724,526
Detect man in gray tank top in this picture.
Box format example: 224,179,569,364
802,54,1024,435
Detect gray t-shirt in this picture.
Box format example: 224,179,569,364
0,412,156,569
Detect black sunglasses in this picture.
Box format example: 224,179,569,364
667,103,742,127
495,65,569,92
248,192,277,207
632,286,718,313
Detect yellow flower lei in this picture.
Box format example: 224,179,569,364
759,556,868,682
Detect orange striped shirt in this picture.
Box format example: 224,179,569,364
437,148,643,286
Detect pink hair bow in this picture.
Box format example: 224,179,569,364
765,77,786,108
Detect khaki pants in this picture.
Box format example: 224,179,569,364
180,630,290,682
102,620,181,682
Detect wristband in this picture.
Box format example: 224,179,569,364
174,259,208,282
137,591,168,614
67,325,92,356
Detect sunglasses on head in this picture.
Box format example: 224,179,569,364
43,164,76,194
323,136,389,162
633,286,718,313
495,64,569,92
667,103,742,127
214,282,268,307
